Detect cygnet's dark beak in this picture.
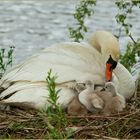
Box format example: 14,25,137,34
100,87,105,91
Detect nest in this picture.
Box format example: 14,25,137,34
0,89,140,139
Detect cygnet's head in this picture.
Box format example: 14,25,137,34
85,80,94,89
105,82,117,96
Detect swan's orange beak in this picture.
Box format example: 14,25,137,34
105,55,117,81
105,63,113,81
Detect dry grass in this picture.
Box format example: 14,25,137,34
0,88,140,139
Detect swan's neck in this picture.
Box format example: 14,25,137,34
88,31,120,63
113,62,135,99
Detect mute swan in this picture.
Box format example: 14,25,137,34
78,81,126,115
0,31,135,110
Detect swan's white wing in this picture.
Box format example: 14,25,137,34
1,82,78,109
0,82,46,99
0,42,106,109
1,42,105,87
2,84,49,110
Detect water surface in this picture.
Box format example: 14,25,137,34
0,0,139,64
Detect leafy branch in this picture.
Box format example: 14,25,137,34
45,69,72,139
120,40,140,71
69,0,96,42
0,46,15,77
115,0,140,71
46,69,60,109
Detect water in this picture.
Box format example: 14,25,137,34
0,0,140,64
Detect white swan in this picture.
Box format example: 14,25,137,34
0,31,135,110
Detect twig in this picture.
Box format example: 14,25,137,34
87,133,119,140
67,125,103,133
71,116,112,136
129,34,136,44
66,113,128,119
107,109,140,127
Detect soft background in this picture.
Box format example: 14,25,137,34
0,0,140,64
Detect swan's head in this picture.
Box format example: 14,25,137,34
89,31,120,81
85,80,94,89
105,55,118,82
104,38,120,82
95,32,120,81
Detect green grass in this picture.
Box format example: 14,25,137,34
0,46,15,77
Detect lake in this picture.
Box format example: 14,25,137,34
0,0,140,64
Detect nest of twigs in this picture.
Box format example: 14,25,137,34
0,89,140,139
